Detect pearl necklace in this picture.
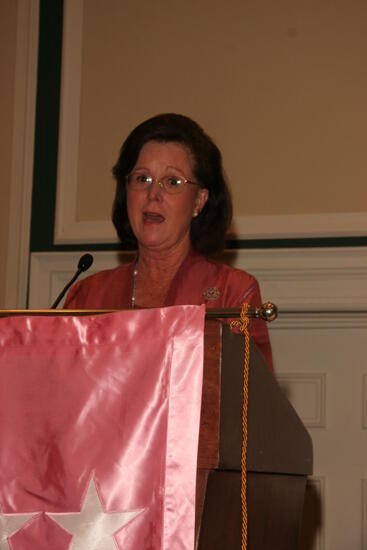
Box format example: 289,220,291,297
131,256,139,308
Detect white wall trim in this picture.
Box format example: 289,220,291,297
277,373,326,428
53,0,113,244
29,247,367,317
363,375,367,430
269,311,367,330
28,250,134,308
229,212,367,239
5,0,39,308
54,0,119,244
222,247,367,312
363,479,367,550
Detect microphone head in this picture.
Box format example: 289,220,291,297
78,253,94,272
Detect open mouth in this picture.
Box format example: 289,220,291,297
143,211,165,223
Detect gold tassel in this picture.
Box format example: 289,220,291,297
230,304,250,550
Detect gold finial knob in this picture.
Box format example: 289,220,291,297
260,302,278,322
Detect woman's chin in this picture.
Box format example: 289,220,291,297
137,234,191,256
137,237,170,252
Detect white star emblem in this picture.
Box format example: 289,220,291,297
0,512,37,550
48,478,143,549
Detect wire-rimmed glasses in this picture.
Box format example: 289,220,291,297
126,172,198,195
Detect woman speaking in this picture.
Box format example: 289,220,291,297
65,113,273,369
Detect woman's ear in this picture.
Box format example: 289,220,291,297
193,188,209,217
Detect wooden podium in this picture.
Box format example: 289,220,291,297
1,310,312,548
196,320,313,549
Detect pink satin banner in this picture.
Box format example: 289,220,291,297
0,305,205,550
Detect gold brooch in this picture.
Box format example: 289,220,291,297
203,287,220,301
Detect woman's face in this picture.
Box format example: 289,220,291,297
126,140,208,256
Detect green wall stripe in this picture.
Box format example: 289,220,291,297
27,236,367,254
30,0,63,252
226,236,367,249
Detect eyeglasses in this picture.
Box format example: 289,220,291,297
126,172,198,195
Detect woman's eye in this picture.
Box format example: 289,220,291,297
166,177,183,187
136,174,151,184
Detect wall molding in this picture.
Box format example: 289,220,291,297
222,248,367,324
5,0,39,307
54,0,118,244
363,479,367,550
230,212,367,240
54,0,99,244
276,373,326,428
28,250,134,308
29,247,367,319
363,376,367,430
269,312,367,330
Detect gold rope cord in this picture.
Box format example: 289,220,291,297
230,303,250,550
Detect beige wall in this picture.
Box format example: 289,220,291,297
75,0,367,222
0,1,18,307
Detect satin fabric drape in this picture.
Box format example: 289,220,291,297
0,305,205,550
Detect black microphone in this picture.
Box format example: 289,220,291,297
51,253,94,309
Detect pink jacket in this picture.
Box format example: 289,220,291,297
65,249,273,370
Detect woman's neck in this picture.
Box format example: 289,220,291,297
134,242,191,308
138,240,190,277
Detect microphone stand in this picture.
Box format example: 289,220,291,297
51,253,93,309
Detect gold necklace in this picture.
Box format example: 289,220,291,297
131,256,139,308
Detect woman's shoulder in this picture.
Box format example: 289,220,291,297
187,253,273,370
73,262,132,291
64,262,133,309
189,252,257,285
170,250,260,308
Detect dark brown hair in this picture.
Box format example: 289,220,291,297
112,113,232,254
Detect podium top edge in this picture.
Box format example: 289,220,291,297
0,308,243,319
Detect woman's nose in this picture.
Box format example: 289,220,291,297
147,179,163,200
